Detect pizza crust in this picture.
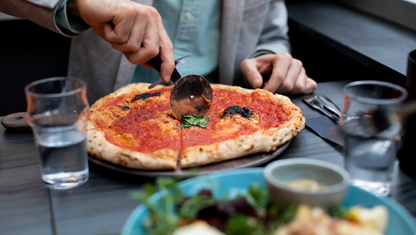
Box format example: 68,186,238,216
87,120,178,170
87,83,179,170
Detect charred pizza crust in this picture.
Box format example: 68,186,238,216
87,83,305,170
180,84,305,168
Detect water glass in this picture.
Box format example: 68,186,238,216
340,80,407,196
25,77,90,190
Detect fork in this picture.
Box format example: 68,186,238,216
315,95,342,118
302,96,340,123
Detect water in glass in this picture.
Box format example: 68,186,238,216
343,118,399,196
35,127,88,189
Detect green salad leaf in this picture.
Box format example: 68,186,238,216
180,114,210,129
278,204,297,223
224,214,270,235
129,178,184,235
130,178,304,235
246,182,269,216
330,205,349,219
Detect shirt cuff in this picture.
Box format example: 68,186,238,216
55,0,90,35
248,49,276,58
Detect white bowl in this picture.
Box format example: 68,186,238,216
264,158,350,211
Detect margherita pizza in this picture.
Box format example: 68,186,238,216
87,83,305,170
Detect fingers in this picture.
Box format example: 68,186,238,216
111,9,145,52
240,59,263,88
103,4,136,44
274,59,303,94
287,68,307,94
304,78,318,94
122,7,160,64
242,53,318,95
157,15,175,83
78,0,168,65
263,53,291,92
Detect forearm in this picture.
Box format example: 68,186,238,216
0,0,71,36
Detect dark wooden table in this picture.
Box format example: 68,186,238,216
1,81,415,235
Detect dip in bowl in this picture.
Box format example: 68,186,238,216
264,158,350,211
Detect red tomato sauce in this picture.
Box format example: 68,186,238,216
181,89,288,149
98,87,288,152
102,87,180,153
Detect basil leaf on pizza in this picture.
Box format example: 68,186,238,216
86,83,305,170
180,114,210,129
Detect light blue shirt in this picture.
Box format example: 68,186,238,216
134,0,221,84
56,0,221,84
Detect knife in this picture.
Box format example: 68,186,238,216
146,54,213,118
302,96,340,123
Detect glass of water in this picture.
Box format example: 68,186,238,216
340,80,407,196
25,77,90,190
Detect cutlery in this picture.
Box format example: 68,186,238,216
146,54,213,118
315,95,342,118
302,96,340,123
147,55,191,89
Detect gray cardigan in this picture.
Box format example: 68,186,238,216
0,0,290,104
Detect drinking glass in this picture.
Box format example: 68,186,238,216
25,77,90,190
340,80,407,196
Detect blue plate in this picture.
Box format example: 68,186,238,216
122,168,416,235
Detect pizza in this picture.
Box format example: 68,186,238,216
86,83,305,170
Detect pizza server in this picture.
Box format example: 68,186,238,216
147,54,213,119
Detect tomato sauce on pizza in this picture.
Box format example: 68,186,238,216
87,83,305,170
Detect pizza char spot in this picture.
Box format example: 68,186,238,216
222,106,254,119
273,138,277,142
119,106,130,111
133,92,163,102
200,148,203,152
120,154,132,159
245,144,254,151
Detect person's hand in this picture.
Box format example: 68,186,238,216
240,53,317,94
68,0,174,82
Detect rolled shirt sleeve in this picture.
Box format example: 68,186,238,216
55,0,90,35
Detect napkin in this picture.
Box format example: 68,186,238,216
306,116,344,146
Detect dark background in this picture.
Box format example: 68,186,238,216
0,20,71,116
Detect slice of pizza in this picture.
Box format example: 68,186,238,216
87,84,180,170
180,84,305,168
